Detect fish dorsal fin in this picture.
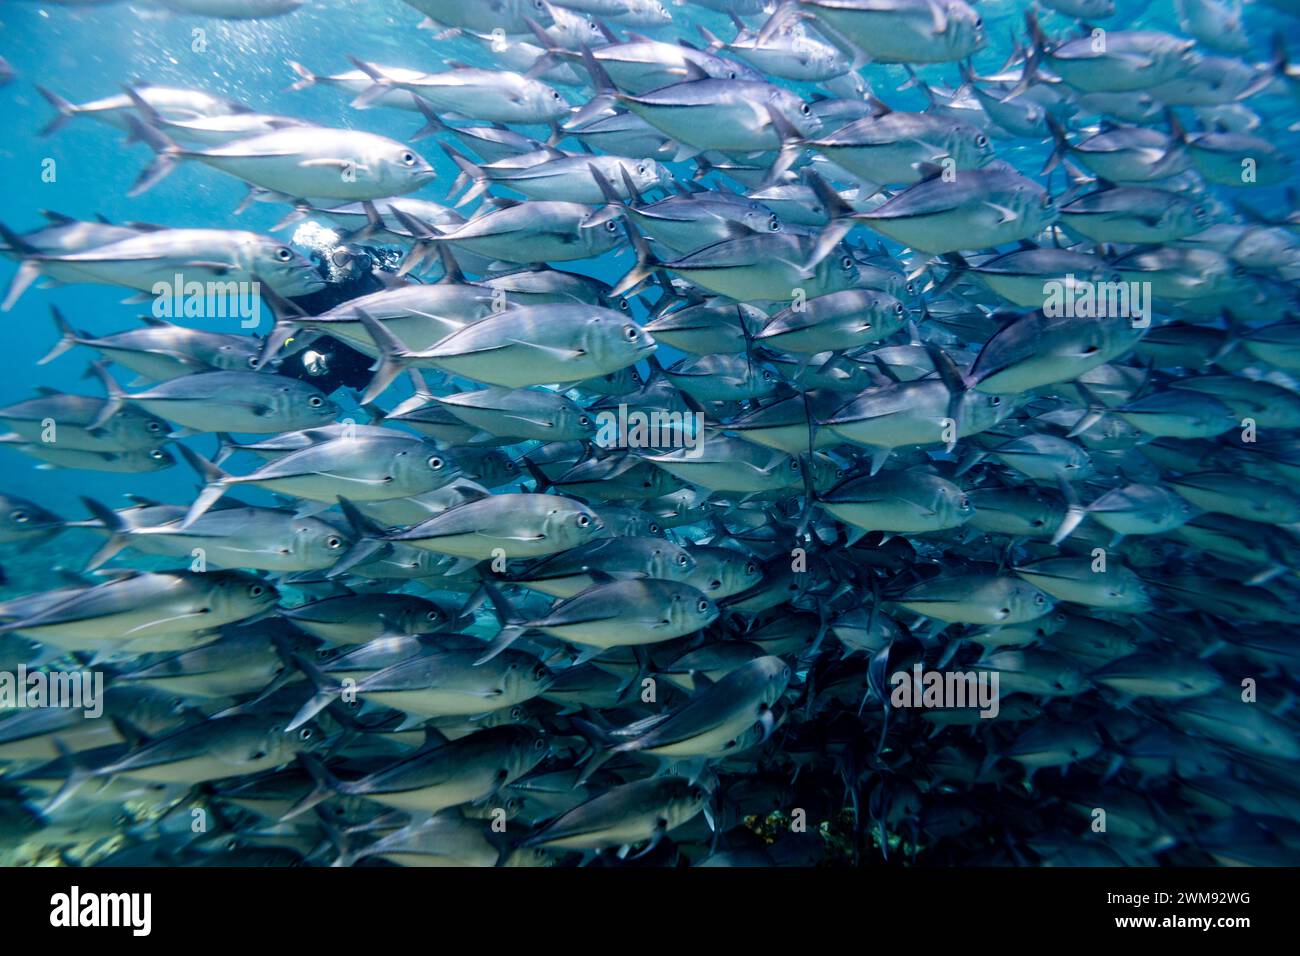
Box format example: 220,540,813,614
110,716,152,749
865,94,893,116
689,669,716,691
679,58,710,82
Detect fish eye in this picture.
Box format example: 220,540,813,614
677,553,688,566
147,421,162,432
1041,193,1054,208
533,738,545,750
149,449,165,460
636,163,647,176
551,90,562,100
275,247,293,261
697,599,709,613
989,396,1001,406
532,664,548,681
298,728,313,740
648,522,659,533
427,455,445,470
745,562,757,574
974,16,983,28
577,513,591,527
326,535,342,549
605,220,618,232
762,369,773,380
618,298,630,310
308,396,323,407
769,215,781,231
959,495,969,508
1232,265,1247,278
425,610,439,621
840,255,853,269
247,355,259,368
249,583,266,597
976,135,988,148
579,415,590,426
1034,593,1046,605
401,151,416,165
894,303,905,314
623,325,639,341
10,510,28,523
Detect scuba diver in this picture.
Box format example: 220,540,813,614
273,225,407,396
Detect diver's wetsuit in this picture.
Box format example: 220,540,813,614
274,242,402,395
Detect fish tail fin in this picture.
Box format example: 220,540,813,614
574,736,616,786
697,23,724,51
520,455,554,493
270,200,313,233
1,257,42,313
86,361,126,430
342,200,385,244
286,652,342,733
1163,106,1186,145
1049,478,1087,546
176,445,231,527
327,495,392,578
474,574,529,664
440,142,490,208
38,305,84,365
36,86,76,136
567,45,618,129
1041,115,1069,175
761,102,805,187
923,342,975,450
346,55,394,109
123,113,183,197
755,1,798,47
280,754,341,821
251,277,309,368
580,162,628,229
1002,12,1042,101
80,496,132,571
354,308,416,404
410,93,445,141
802,170,857,274
285,59,317,92
211,432,241,466
610,217,659,298
41,738,96,818
315,810,362,867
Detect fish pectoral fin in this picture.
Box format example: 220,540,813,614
182,260,239,273
121,610,212,636
984,202,1019,224
507,338,586,361
298,158,371,172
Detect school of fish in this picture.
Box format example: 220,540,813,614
0,0,1299,867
